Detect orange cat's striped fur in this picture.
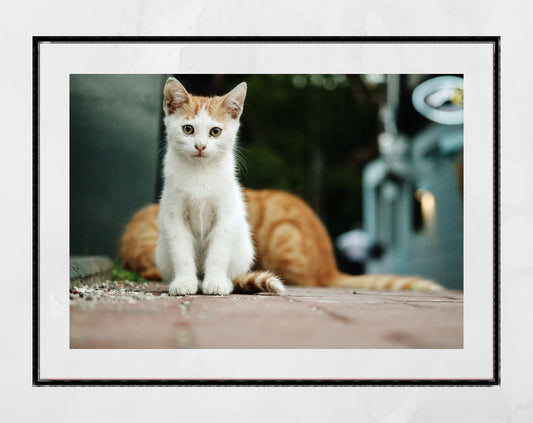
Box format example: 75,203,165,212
121,188,443,291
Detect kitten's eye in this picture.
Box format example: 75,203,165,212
209,127,222,137
182,125,194,135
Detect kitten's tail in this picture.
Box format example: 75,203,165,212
331,272,444,291
233,271,286,295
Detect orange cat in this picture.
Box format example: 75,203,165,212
121,188,443,291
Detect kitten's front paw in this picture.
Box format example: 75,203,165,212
169,276,198,296
201,278,233,296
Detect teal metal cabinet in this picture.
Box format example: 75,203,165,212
70,74,166,257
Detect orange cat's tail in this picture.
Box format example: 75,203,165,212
233,271,286,295
331,272,444,291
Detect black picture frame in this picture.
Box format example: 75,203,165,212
33,36,500,386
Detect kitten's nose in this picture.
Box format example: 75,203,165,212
195,145,206,152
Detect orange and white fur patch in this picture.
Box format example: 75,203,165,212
121,78,443,295
155,78,283,295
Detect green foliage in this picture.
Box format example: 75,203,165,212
111,259,147,282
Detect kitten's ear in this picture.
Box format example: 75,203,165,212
163,77,189,116
222,82,247,119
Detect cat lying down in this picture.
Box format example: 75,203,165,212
120,78,443,295
121,189,443,294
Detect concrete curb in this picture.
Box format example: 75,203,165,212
70,256,113,289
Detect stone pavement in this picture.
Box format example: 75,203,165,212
70,281,463,349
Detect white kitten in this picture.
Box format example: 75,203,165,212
156,78,284,296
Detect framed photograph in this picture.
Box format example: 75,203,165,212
34,37,499,385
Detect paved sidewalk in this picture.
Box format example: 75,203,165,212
70,281,462,349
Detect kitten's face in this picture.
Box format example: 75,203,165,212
163,78,246,163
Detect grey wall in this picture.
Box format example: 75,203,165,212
70,74,166,257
